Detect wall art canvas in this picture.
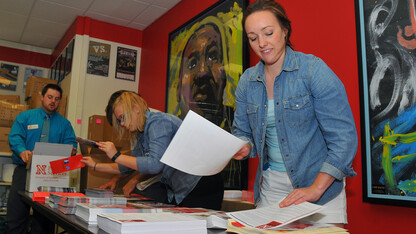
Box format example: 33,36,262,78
357,0,416,206
166,0,249,189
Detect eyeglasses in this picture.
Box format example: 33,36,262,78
116,114,126,125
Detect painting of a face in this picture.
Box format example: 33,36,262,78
179,24,226,120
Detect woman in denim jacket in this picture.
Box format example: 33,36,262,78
232,0,357,226
82,91,223,210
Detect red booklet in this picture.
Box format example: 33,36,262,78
49,154,85,174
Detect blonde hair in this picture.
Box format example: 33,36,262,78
112,92,148,139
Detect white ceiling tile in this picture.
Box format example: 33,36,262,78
0,0,34,16
88,0,149,21
85,11,130,27
24,18,68,37
153,0,181,9
0,0,182,49
21,31,61,48
134,5,167,26
0,11,27,40
42,0,94,11
127,21,147,31
133,0,155,4
31,0,84,24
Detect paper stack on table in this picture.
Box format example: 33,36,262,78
97,213,207,234
75,203,143,225
226,202,324,230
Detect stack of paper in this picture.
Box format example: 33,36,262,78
75,203,144,225
97,213,207,234
226,202,325,230
127,203,228,229
226,219,348,233
48,192,85,208
50,194,127,214
180,209,229,229
84,188,114,198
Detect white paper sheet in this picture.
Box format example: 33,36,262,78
226,202,324,230
160,110,247,176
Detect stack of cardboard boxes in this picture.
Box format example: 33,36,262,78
0,95,29,154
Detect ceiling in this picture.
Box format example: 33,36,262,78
0,0,182,50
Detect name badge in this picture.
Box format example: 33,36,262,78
28,124,39,130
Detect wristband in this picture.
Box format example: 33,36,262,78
94,163,97,171
111,151,121,162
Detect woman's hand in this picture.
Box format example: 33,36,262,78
123,177,140,198
96,141,118,159
279,173,335,207
279,186,325,208
233,143,251,160
99,175,122,191
80,156,96,169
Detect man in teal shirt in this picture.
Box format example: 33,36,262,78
7,84,77,234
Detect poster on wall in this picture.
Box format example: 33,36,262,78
165,0,249,189
24,68,43,90
0,63,19,91
115,47,137,81
65,39,74,76
87,41,110,77
357,0,416,207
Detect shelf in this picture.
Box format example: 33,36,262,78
0,182,11,186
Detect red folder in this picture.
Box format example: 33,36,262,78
49,154,85,174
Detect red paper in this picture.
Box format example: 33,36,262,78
32,191,50,202
32,192,85,202
49,154,85,174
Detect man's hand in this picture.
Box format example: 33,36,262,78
71,147,77,156
20,150,33,163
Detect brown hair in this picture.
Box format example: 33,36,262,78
243,0,292,48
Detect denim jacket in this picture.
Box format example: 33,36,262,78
232,47,358,205
118,111,201,204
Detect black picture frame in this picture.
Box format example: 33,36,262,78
356,0,416,207
165,0,249,190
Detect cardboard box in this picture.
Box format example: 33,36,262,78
79,147,135,194
0,94,20,104
79,148,113,192
25,76,57,100
0,127,12,154
0,101,29,127
27,92,67,116
26,142,73,192
88,115,130,151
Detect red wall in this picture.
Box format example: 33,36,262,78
139,0,416,233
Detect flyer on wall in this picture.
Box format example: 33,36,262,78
115,47,137,81
87,41,110,77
